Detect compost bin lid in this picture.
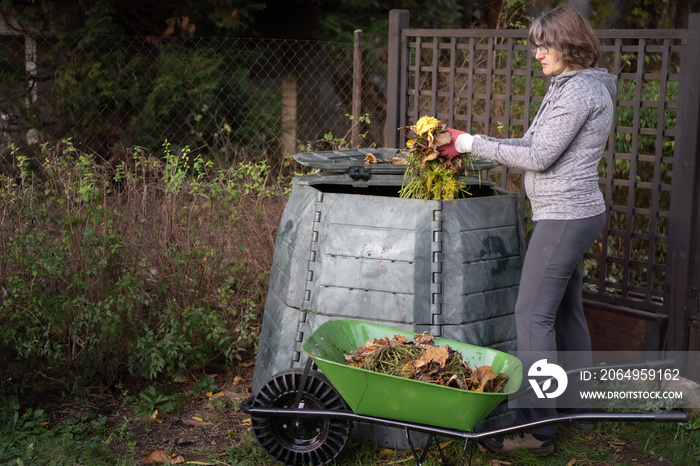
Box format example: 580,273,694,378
293,148,498,175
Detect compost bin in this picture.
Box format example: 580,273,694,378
252,148,525,448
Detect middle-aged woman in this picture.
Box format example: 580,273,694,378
438,5,617,456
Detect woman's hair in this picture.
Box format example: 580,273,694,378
528,6,600,69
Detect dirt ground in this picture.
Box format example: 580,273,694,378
22,360,678,466
115,364,258,464
117,370,674,466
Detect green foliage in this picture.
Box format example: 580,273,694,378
0,2,281,167
597,76,677,292
298,113,374,152
191,374,219,396
0,395,128,466
0,140,281,387
135,386,185,415
39,33,280,163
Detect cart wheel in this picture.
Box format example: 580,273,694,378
251,368,351,466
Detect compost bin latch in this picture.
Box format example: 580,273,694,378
348,166,371,181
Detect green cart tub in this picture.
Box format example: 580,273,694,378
301,319,523,431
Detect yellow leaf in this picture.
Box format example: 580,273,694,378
399,363,415,378
415,116,440,137
151,409,163,424
183,418,212,426
192,416,203,422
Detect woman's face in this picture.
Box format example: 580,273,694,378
535,46,570,76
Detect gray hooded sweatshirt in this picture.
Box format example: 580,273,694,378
471,67,617,221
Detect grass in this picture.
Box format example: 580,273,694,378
2,381,696,466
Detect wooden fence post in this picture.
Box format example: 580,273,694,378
667,13,700,351
281,72,297,156
384,9,409,148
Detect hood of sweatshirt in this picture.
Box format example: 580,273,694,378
552,67,618,102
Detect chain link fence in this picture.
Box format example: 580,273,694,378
0,32,388,172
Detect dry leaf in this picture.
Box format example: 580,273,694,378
364,153,379,164
488,460,512,466
142,449,185,464
399,363,416,378
232,375,247,384
607,436,626,452
566,459,577,466
183,417,212,426
422,148,439,162
151,409,163,424
445,373,467,390
414,332,434,347
438,439,454,449
414,346,450,369
470,366,498,392
434,129,452,147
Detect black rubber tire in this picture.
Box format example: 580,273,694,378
251,368,351,465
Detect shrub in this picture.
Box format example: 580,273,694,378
0,140,286,386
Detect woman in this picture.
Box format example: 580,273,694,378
438,6,616,455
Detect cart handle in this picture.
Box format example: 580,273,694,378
241,399,689,441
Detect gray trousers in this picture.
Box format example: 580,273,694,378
514,212,606,437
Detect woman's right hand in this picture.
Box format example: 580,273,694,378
438,128,475,157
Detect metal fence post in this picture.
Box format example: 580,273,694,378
384,9,409,148
667,12,700,351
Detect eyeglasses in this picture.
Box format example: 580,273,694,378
529,44,551,55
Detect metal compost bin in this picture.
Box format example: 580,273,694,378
252,148,525,447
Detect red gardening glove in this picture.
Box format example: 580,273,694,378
437,127,468,159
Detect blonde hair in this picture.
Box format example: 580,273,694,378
528,6,600,69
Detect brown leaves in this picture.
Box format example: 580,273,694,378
142,449,185,464
345,333,508,393
415,346,450,370
469,365,508,393
398,116,470,200
397,121,455,167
